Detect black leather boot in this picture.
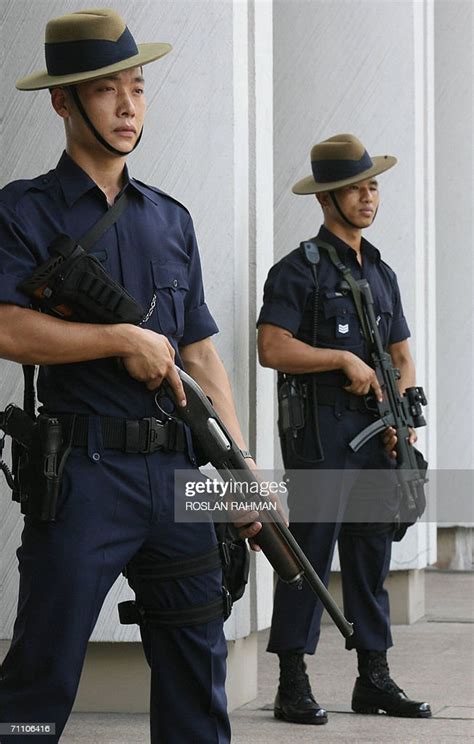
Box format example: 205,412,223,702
352,650,431,718
274,652,328,725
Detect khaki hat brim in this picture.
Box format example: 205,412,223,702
292,155,397,195
16,42,172,91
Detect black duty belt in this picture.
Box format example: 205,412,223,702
317,386,374,413
57,414,186,454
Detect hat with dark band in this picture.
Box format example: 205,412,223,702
16,8,171,91
292,133,397,195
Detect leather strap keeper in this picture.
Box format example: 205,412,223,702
57,414,186,454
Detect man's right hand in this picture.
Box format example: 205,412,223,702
121,327,186,405
341,351,383,400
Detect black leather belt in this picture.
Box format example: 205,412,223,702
57,414,186,454
317,386,374,413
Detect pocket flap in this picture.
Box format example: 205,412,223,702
151,261,189,291
322,295,354,319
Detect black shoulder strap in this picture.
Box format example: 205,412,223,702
80,189,130,252
297,238,324,461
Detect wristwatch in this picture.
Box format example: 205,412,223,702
239,449,253,460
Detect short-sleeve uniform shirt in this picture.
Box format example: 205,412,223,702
0,152,218,417
257,225,410,387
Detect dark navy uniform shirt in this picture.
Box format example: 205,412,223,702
0,152,218,417
257,225,410,387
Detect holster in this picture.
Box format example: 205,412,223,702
216,523,250,604
18,234,144,325
11,412,71,522
277,375,306,439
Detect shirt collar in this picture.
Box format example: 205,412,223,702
55,151,99,207
317,224,381,264
55,151,157,207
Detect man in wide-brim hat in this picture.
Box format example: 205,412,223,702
0,8,259,742
257,134,431,725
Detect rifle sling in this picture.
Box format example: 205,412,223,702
80,190,129,252
314,239,373,348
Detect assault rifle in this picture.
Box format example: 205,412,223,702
348,279,428,526
156,368,354,640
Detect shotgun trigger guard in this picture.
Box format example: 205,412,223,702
154,388,178,423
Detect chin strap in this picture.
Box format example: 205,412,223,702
330,192,378,228
68,86,143,157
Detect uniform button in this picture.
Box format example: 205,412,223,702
42,177,49,184
172,279,178,288
92,452,101,462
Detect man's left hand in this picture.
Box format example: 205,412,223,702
382,426,417,458
232,458,289,552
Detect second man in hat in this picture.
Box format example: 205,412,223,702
257,133,431,725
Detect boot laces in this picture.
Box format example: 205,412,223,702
279,656,314,700
365,653,404,695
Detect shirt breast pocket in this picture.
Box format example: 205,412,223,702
320,293,361,347
151,261,189,339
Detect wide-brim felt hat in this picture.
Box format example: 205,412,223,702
292,133,397,195
16,8,172,91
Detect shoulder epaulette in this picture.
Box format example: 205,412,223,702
0,170,56,209
131,179,191,217
379,258,397,279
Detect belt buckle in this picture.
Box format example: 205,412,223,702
142,417,166,454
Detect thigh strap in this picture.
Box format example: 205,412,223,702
118,591,231,628
119,545,232,627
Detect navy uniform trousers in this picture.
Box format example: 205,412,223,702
268,404,397,656
0,440,230,744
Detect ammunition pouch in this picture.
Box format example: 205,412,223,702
18,235,144,325
118,524,250,627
